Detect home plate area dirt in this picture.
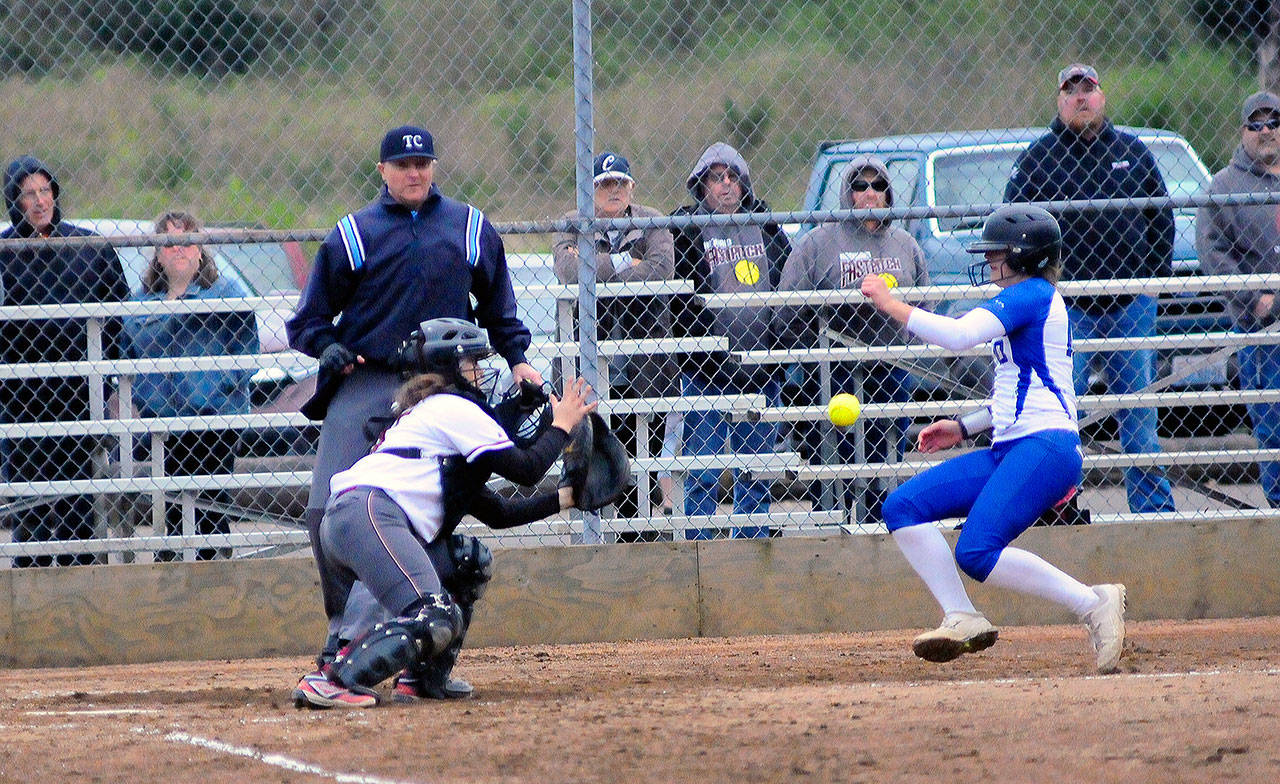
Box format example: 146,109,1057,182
2,617,1279,783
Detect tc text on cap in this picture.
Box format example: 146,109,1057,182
381,125,437,162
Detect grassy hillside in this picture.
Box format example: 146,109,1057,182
0,0,1258,248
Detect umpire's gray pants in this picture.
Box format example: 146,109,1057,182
308,368,401,640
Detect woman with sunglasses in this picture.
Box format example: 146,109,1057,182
776,155,929,526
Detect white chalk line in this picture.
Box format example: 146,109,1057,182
26,708,163,716
132,727,423,784
902,666,1280,689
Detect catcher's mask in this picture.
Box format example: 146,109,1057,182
396,317,500,397
492,379,553,448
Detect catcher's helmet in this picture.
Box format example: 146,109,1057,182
966,205,1062,284
397,317,493,376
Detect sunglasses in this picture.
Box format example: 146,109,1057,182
704,170,741,185
1245,116,1280,132
850,179,889,193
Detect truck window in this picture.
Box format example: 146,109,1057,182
1143,139,1210,215
931,147,1021,232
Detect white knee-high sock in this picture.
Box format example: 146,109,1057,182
984,547,1098,616
892,524,977,616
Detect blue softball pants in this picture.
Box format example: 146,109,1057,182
882,429,1083,581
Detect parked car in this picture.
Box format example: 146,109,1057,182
800,128,1243,435
504,251,560,388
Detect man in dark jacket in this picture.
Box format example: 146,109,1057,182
1005,63,1176,515
1197,91,1280,508
0,156,129,567
671,142,790,536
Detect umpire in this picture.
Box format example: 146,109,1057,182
286,124,542,671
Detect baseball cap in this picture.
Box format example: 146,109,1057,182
1242,91,1280,123
593,152,634,185
1057,63,1100,90
380,125,437,162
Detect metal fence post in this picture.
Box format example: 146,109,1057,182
572,0,602,544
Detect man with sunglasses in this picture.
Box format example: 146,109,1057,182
776,156,928,525
671,142,791,536
1197,91,1280,509
1005,63,1177,516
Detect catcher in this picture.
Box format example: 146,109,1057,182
293,317,630,709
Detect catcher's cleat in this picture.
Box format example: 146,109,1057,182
292,669,380,709
1081,583,1126,674
391,671,474,703
912,611,999,663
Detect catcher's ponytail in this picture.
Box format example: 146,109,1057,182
394,372,449,411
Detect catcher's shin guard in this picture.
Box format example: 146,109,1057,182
395,601,473,701
393,644,473,702
315,631,345,669
329,593,464,690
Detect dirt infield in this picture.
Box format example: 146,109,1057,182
2,617,1279,783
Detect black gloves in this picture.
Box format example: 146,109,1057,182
319,342,358,375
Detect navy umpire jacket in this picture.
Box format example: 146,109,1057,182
287,184,532,416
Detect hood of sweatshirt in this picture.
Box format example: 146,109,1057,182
4,155,61,234
685,142,756,206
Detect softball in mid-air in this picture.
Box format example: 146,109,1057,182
827,392,861,427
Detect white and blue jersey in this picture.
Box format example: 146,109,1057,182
887,277,1085,581
978,278,1076,442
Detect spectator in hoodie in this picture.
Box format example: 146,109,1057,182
1005,63,1176,515
671,142,791,537
552,152,679,521
123,210,260,561
0,156,129,567
777,156,929,525
1198,91,1280,508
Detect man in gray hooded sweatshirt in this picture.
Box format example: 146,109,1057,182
671,142,791,536
777,156,928,524
1198,91,1280,508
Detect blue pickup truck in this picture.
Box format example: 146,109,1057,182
800,127,1233,393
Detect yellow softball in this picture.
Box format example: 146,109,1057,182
878,272,898,288
734,259,762,286
827,393,861,428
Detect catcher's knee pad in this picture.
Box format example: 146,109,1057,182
329,593,463,689
446,534,492,606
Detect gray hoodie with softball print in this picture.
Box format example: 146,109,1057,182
776,154,928,348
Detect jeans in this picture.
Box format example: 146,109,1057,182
681,372,780,537
1239,342,1280,506
1070,296,1175,514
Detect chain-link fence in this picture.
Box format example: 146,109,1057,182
3,0,1280,565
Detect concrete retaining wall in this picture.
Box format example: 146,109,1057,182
3,518,1279,669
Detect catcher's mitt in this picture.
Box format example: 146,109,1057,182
559,412,632,511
